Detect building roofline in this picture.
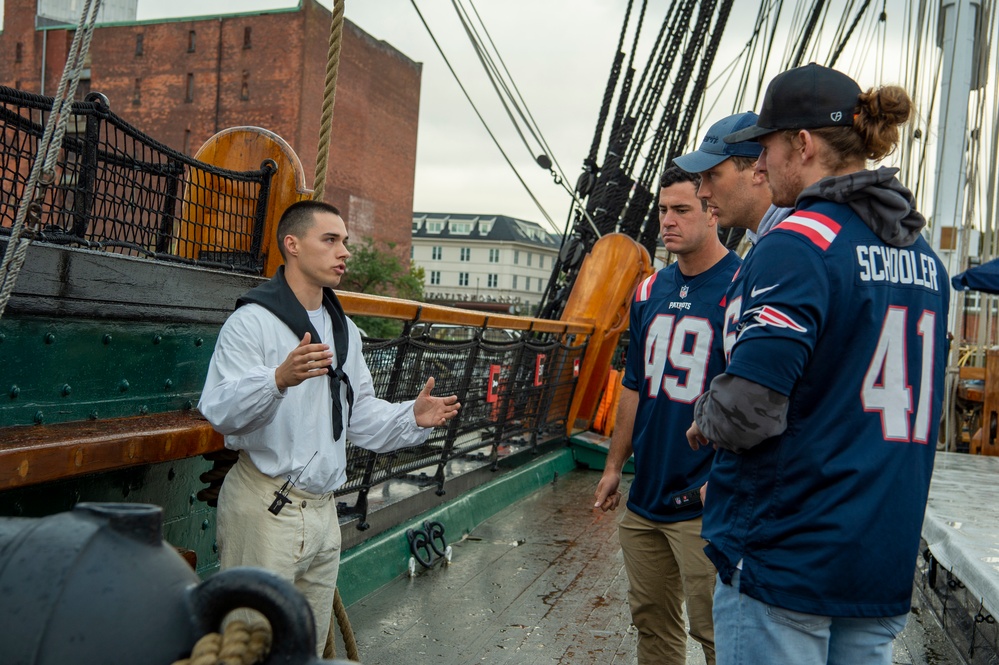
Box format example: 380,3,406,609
37,0,304,30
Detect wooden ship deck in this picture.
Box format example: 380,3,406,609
338,467,966,665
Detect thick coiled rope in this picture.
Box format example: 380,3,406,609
170,620,272,665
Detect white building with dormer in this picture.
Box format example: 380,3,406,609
411,213,560,315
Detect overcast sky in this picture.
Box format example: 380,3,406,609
4,0,950,232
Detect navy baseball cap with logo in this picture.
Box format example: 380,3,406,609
673,112,763,173
724,63,861,144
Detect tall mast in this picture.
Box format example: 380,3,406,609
932,0,983,361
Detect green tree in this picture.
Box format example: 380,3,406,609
338,239,424,338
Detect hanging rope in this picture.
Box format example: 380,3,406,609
324,586,358,659
312,0,345,200
0,0,102,321
308,1,358,659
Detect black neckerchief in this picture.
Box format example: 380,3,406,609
236,266,354,439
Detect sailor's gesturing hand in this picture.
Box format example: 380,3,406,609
275,333,334,391
413,377,461,428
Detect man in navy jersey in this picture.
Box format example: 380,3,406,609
687,64,949,665
594,166,740,665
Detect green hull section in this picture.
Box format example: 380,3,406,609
1,316,217,427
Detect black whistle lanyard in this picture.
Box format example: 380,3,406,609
268,451,318,515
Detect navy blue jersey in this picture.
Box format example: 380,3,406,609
623,251,741,523
704,200,949,617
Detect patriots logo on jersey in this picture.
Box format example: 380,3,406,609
740,305,808,334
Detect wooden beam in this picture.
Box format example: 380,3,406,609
0,411,223,489
337,292,593,334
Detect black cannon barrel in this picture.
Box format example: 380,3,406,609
0,502,358,665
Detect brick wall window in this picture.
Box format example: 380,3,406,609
185,73,194,102
15,43,23,63
132,78,141,105
183,129,191,155
243,27,252,49
430,271,440,285
135,34,144,56
188,30,196,53
459,272,469,287
241,71,250,101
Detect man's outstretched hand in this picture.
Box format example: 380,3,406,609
413,377,461,428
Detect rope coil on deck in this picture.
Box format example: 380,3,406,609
170,620,272,665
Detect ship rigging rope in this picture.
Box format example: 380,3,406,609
309,2,361,658
0,0,102,321
312,0,344,200
408,0,557,231
450,0,600,235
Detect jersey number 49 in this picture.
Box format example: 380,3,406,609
643,314,714,404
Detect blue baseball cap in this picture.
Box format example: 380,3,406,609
673,112,764,173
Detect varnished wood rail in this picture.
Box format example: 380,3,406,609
0,301,594,490
0,411,222,490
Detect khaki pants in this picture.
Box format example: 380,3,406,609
216,454,342,656
618,508,716,665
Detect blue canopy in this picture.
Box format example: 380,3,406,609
952,258,999,295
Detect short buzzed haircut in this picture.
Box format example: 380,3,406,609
276,200,342,260
660,166,707,211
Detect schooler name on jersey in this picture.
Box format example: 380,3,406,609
856,244,939,291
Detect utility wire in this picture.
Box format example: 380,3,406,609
407,0,557,231
465,0,571,184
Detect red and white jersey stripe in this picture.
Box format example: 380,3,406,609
635,272,658,302
775,211,842,251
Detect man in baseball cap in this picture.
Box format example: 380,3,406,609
689,63,946,665
723,63,862,144
675,112,790,243
674,112,764,173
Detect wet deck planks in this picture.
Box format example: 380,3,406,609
341,469,963,665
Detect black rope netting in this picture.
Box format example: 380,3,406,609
0,85,274,273
334,324,587,528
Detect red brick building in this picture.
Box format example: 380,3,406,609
0,0,421,253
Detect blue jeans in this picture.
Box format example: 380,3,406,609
713,570,907,665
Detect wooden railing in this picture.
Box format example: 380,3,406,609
0,297,593,492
